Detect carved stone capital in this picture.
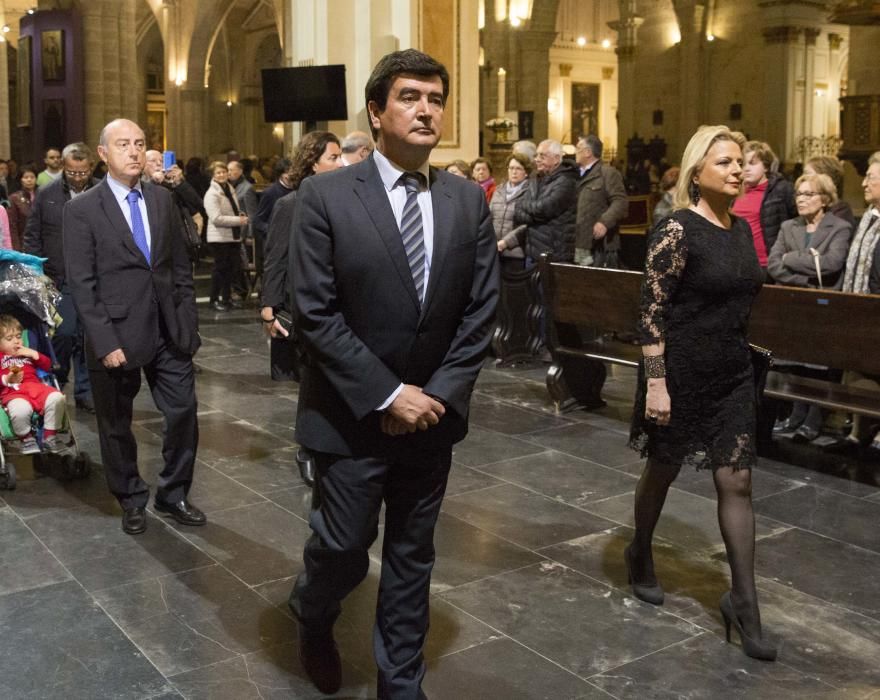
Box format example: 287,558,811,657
804,27,821,45
762,25,803,44
602,66,615,80
828,32,844,51
559,63,573,77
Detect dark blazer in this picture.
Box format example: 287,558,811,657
291,156,499,457
24,176,100,286
63,178,200,369
261,189,297,310
767,212,851,289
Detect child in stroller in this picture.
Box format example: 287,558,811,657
0,314,67,454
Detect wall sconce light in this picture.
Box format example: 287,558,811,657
510,15,522,27
1,26,10,33
576,36,586,46
226,100,233,107
707,33,715,42
601,38,611,49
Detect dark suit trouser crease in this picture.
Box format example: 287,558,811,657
89,341,198,509
289,447,452,700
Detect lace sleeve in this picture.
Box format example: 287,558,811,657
637,217,687,344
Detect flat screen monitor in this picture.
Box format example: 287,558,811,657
261,65,348,123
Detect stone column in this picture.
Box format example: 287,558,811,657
761,25,802,161
609,0,644,158
802,27,820,141
672,0,707,149
82,0,140,143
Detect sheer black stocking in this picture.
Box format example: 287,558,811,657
713,466,764,640
629,457,681,584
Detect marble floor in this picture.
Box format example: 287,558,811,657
1,306,879,699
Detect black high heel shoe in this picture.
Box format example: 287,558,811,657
719,591,777,661
624,545,664,605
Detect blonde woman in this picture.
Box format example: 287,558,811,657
627,125,776,661
204,161,248,311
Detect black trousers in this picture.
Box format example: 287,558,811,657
209,242,241,303
289,446,452,700
89,341,198,509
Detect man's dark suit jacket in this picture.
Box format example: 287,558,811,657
23,176,100,287
63,179,200,369
291,156,499,457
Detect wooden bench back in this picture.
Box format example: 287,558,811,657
540,260,880,376
748,285,880,376
541,262,642,334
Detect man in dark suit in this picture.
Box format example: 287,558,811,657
64,119,204,536
288,50,499,698
24,142,101,413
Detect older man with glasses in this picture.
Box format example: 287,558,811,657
513,138,579,265
23,142,101,413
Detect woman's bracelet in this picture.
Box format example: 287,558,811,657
261,316,275,324
644,354,666,379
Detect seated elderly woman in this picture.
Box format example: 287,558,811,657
767,172,852,442
803,155,855,230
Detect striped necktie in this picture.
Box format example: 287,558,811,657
399,172,426,302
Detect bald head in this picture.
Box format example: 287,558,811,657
97,119,147,186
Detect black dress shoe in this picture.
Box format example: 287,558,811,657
792,425,819,443
297,623,342,695
210,300,228,312
75,397,96,414
122,506,147,535
154,498,207,526
296,449,316,488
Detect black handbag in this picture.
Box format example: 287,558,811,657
178,208,203,258
750,343,773,403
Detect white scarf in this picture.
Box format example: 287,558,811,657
842,207,880,293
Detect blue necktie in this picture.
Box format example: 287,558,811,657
126,189,150,264
399,172,425,302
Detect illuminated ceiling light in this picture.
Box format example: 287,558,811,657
576,36,587,46
510,15,522,27
226,100,233,107
28,8,36,14
671,28,682,44
707,33,715,41
601,38,611,49
2,26,9,33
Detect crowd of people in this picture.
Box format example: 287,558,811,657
3,45,880,698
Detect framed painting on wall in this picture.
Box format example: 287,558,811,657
41,29,64,82
43,99,65,149
146,109,166,151
571,83,599,141
17,35,31,127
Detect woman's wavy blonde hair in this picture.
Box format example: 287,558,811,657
673,125,746,211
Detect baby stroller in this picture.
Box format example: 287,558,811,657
0,253,91,489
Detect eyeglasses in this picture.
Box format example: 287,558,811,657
863,175,880,184
65,170,91,177
795,191,819,199
535,152,554,160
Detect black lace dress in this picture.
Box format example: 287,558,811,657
629,209,764,470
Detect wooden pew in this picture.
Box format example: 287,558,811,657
539,259,880,426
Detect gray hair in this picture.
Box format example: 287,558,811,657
580,134,603,159
62,142,94,163
513,140,537,160
539,139,563,158
340,131,373,154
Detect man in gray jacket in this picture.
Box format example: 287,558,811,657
574,135,628,267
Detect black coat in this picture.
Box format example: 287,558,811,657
63,179,200,369
23,176,100,286
291,156,499,457
513,161,578,262
759,172,797,253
